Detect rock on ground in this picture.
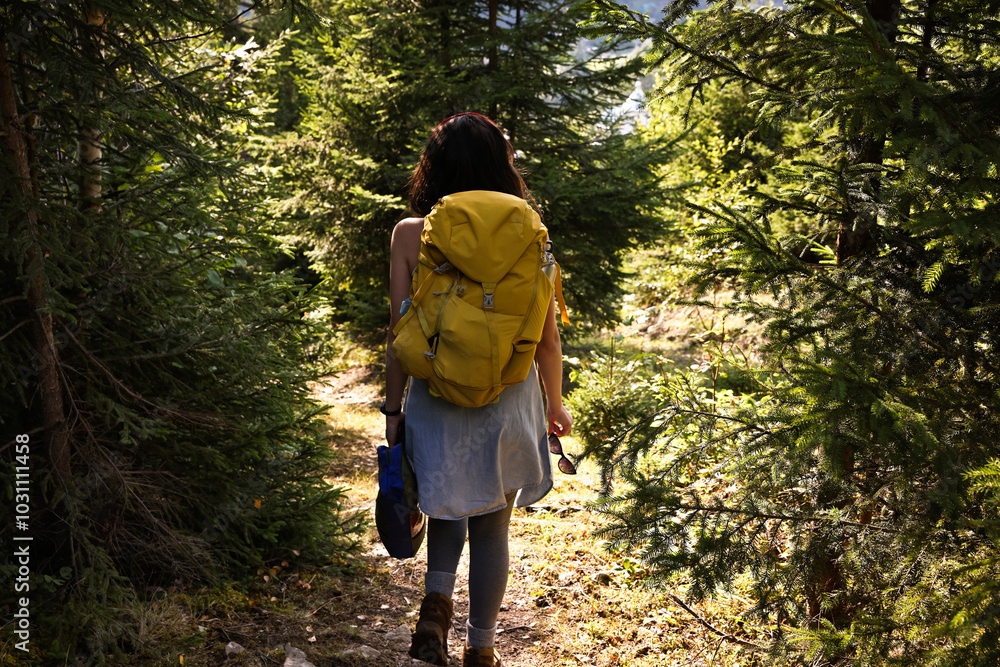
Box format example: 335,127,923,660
385,623,412,651
282,643,318,667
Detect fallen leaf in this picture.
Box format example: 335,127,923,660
254,498,262,508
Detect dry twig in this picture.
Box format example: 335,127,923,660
668,594,765,652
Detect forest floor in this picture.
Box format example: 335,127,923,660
123,295,765,667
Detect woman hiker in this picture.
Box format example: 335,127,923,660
382,112,573,667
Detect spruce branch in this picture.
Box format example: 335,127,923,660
58,317,227,428
0,319,31,343
670,503,899,533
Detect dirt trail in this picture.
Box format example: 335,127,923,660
307,365,750,667
312,365,607,666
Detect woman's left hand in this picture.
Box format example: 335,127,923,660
547,403,572,437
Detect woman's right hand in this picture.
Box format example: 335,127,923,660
385,413,405,446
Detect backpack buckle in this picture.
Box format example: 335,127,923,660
483,294,494,310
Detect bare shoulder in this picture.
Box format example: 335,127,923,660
394,216,424,234
392,217,424,248
391,217,424,276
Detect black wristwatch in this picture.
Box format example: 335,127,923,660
380,400,402,417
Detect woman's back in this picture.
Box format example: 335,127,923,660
382,112,571,667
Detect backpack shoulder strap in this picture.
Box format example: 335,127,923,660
553,262,570,326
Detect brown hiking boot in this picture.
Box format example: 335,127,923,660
462,645,501,667
408,592,453,665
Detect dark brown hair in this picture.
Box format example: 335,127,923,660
407,113,531,216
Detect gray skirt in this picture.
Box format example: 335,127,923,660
403,364,552,520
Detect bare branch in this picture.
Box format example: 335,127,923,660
668,594,766,651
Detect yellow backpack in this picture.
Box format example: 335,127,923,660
392,190,568,408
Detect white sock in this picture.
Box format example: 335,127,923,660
425,571,456,599
465,620,498,649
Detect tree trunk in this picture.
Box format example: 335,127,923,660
814,0,903,635
509,0,521,142
438,2,451,71
916,0,937,83
488,0,498,118
0,40,71,486
835,0,901,265
79,5,104,212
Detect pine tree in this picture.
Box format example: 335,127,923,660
259,0,673,334
1,1,362,657
583,0,1000,663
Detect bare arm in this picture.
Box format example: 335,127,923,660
535,296,573,436
384,217,423,446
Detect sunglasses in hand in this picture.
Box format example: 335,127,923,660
548,433,576,475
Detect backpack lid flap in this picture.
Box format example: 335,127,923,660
424,190,544,283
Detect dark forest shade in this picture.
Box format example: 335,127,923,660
1,2,363,658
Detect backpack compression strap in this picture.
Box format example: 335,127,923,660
481,281,501,390
393,256,452,350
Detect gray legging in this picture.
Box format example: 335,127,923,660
426,492,516,629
